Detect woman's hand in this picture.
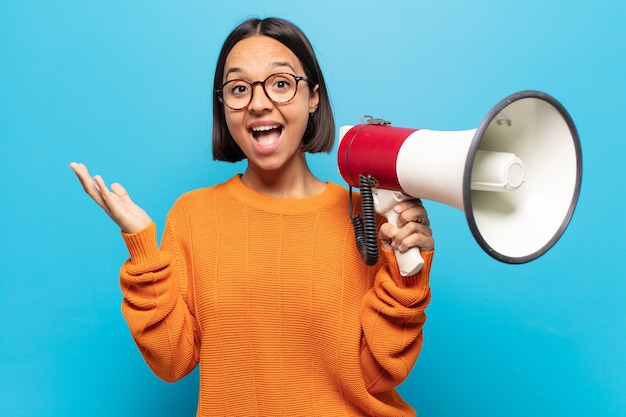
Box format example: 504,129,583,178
378,198,434,253
70,162,152,234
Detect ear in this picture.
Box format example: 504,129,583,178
309,84,320,114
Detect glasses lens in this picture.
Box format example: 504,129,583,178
222,80,251,110
265,73,298,104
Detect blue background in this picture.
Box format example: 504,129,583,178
1,0,624,416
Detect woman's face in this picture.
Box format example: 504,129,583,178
222,35,319,174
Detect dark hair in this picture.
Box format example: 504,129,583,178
212,17,335,162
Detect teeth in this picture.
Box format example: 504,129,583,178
251,125,280,132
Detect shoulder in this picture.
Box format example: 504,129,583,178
168,177,236,215
326,181,361,204
174,185,217,205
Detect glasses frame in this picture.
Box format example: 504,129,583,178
217,72,311,111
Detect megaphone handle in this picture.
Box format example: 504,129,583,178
373,188,425,276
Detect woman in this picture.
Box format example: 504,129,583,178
71,17,434,417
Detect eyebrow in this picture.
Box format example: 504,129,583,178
224,61,298,79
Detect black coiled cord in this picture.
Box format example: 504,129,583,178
350,174,379,266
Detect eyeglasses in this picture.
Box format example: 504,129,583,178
217,72,311,111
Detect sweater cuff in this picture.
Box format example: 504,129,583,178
383,247,434,288
121,222,162,267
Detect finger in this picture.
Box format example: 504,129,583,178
93,175,114,202
105,183,153,234
70,162,99,193
70,163,107,205
91,175,117,215
109,182,139,215
380,217,432,240
396,221,432,240
393,199,423,214
393,220,434,251
396,205,430,227
110,182,129,199
70,162,93,190
395,232,435,253
378,222,397,250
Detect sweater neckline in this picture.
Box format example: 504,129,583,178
224,174,346,215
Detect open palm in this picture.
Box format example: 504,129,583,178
70,162,153,234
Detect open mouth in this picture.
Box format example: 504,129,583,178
251,124,283,146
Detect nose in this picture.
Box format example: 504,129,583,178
247,82,274,112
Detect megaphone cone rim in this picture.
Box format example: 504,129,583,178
463,90,583,264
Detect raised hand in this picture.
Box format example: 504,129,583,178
70,162,153,234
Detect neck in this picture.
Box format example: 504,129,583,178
241,155,326,199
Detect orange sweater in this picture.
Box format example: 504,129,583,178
120,175,433,416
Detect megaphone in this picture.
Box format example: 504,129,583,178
338,90,582,276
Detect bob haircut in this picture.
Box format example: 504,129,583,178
212,17,335,162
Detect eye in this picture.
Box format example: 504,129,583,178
227,80,250,96
270,75,293,91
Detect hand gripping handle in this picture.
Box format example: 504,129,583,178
373,188,425,276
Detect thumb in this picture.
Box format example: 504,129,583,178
110,182,129,198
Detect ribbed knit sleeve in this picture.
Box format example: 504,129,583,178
360,247,433,394
119,217,200,383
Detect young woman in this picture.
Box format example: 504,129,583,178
71,17,434,417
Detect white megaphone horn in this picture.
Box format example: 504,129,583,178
338,90,582,276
